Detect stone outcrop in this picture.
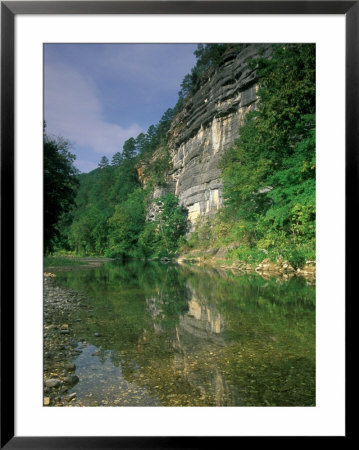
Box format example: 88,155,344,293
255,258,295,275
296,261,316,277
163,44,271,225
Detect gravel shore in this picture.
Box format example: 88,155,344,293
43,274,88,407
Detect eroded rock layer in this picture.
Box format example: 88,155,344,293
166,44,271,225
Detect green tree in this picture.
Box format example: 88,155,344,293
145,194,188,256
108,188,147,257
69,205,108,254
135,133,148,154
44,132,79,254
122,138,137,160
111,152,123,166
109,154,139,204
98,156,109,168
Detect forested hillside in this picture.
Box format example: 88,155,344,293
45,44,315,270
50,107,187,258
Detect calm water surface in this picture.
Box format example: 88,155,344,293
52,261,315,406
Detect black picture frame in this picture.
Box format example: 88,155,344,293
1,1,354,447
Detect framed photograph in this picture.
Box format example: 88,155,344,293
1,1,353,447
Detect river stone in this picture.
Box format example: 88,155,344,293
45,378,61,388
94,332,101,337
43,397,50,406
64,375,79,385
65,392,77,402
65,363,76,371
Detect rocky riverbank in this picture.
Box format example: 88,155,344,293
176,249,316,281
43,273,89,407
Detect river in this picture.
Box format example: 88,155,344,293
45,260,315,406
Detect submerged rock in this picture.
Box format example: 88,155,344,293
64,375,79,386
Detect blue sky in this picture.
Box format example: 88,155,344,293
44,44,197,173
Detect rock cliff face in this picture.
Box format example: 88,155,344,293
163,44,270,225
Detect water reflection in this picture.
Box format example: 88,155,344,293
52,261,315,406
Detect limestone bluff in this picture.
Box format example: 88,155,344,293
145,44,272,226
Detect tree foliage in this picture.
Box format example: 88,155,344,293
107,188,147,257
138,194,188,257
98,156,109,168
66,147,140,256
69,205,108,255
44,131,79,254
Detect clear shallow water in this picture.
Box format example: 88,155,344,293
52,261,315,406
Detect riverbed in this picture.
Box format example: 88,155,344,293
43,260,315,407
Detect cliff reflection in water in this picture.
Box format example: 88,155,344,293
53,261,315,406
173,295,232,405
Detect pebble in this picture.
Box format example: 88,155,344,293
94,333,101,337
43,277,87,406
65,392,77,402
45,378,61,388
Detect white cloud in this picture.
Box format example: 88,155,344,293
44,62,142,155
